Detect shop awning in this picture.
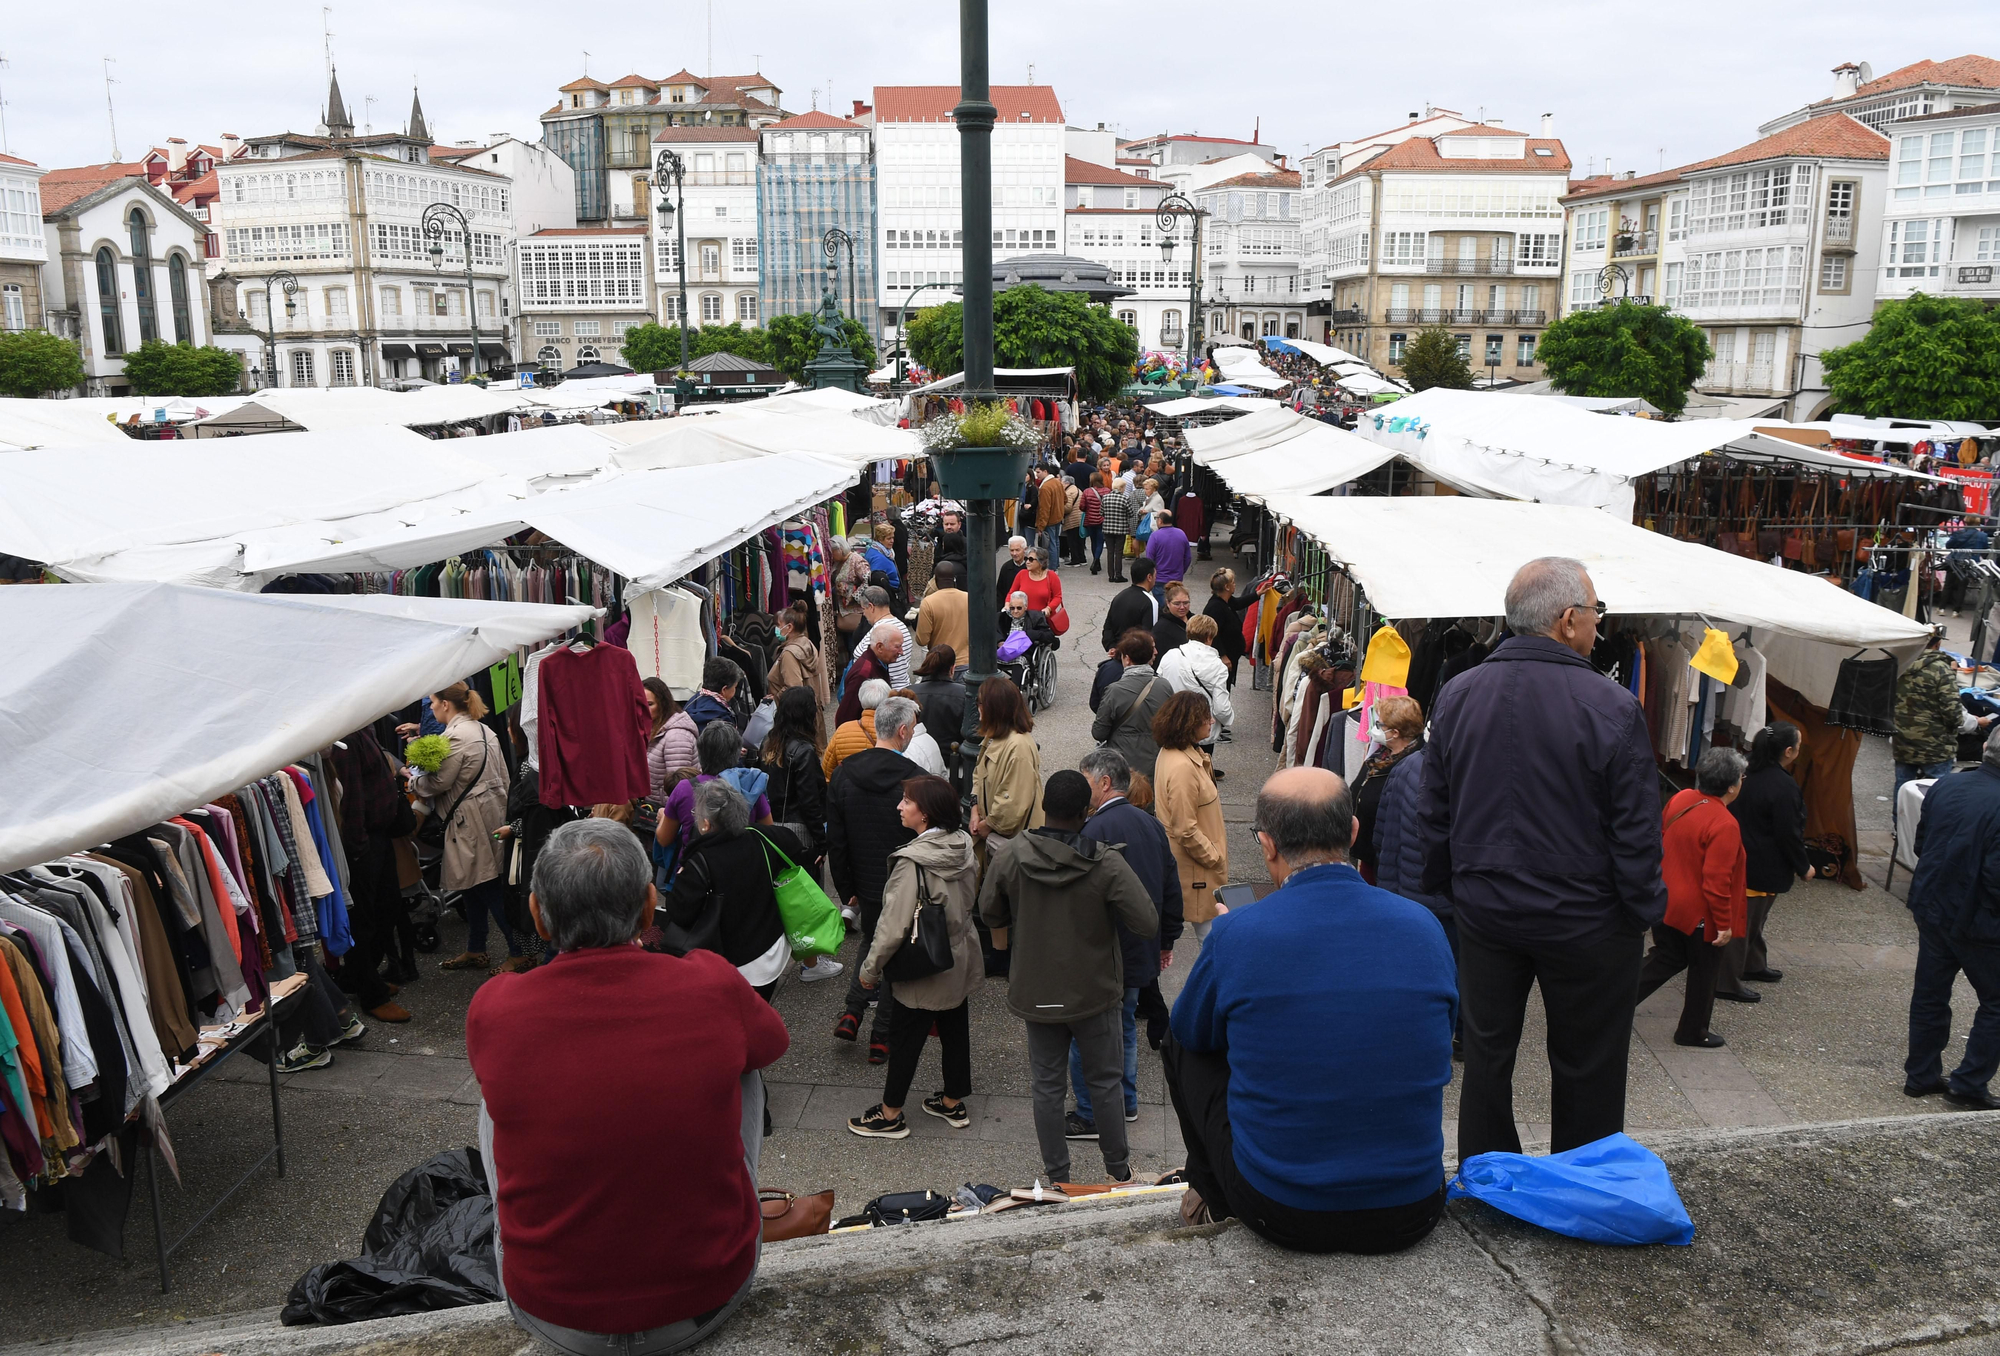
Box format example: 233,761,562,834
1262,336,1368,367
1185,406,1397,499
0,586,597,874
1262,494,1932,704
610,407,919,471
378,344,418,360
1148,395,1279,419
479,342,511,359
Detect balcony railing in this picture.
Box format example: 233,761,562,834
1702,360,1779,393
1159,326,1185,348
1384,307,1545,325
1824,216,1854,245
1612,230,1658,258
1381,255,1560,276
1327,307,1362,324
1436,257,1512,275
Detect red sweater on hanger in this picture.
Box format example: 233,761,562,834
536,643,651,807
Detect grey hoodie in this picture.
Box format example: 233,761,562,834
978,828,1158,1023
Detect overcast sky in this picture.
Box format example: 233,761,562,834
2,2,1974,180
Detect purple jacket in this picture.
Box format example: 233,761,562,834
1145,527,1192,583
1416,636,1666,945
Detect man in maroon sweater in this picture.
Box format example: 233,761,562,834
468,819,788,1352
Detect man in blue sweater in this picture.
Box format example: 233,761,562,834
1167,766,1457,1253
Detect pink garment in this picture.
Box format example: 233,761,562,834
1357,682,1409,741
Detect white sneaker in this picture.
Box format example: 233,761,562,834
799,957,845,983
840,905,858,924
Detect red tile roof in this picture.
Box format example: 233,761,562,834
1137,133,1265,146
169,169,219,205
530,226,648,236
1562,165,1690,203
872,85,1064,123
37,163,144,214
1065,156,1155,186
661,70,705,86
0,152,38,168
1337,136,1571,178
765,110,863,131
653,126,760,143
559,77,609,93
1693,113,1887,168
1207,168,1302,190
1818,55,2000,105
608,74,658,89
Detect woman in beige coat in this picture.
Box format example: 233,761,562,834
765,601,822,703
848,775,983,1138
970,675,1044,858
409,682,523,973
1153,691,1228,943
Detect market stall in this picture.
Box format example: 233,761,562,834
1184,405,1396,501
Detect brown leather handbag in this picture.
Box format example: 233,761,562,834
1756,475,1783,558
761,1188,836,1242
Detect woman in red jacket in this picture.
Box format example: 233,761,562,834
1636,747,1749,1049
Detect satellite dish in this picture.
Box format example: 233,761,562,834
1857,61,1873,83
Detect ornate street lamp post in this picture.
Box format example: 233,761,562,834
217,268,297,387
890,281,961,382
654,149,690,371
1156,191,1202,381
422,201,481,380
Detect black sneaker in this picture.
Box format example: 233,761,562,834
923,1094,971,1129
1124,1107,1139,1123
846,1105,911,1139
1064,1112,1099,1140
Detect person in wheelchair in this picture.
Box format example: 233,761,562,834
997,591,1060,707
999,590,1059,653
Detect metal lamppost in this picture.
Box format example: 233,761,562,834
422,202,481,381
217,268,296,387
654,149,690,369
891,281,962,382
1156,191,1202,381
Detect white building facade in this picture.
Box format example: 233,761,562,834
1062,156,1189,352
0,154,47,334
652,126,762,327
1876,102,2000,310
1193,166,1305,342
518,226,653,372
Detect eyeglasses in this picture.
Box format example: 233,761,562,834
1569,600,1608,620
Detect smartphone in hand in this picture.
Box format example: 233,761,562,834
1213,884,1257,913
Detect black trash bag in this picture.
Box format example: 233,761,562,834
281,1147,501,1325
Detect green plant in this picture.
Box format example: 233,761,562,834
1820,293,2000,421
1397,326,1474,392
919,400,1042,452
1537,302,1711,418
403,734,453,774
118,339,245,397
905,285,1139,402
0,329,85,397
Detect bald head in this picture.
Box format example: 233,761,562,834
1254,767,1357,883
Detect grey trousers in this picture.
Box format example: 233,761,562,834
480,1074,765,1355
1026,1008,1129,1183
1715,893,1778,997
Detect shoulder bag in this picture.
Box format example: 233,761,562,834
754,829,844,961
654,849,724,956
1099,676,1161,751
414,728,489,853
761,1188,835,1242
1047,596,1071,636
882,861,955,982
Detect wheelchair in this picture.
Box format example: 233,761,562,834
1000,637,1060,713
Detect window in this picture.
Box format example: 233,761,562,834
1664,261,1682,305
1388,332,1408,362
1574,208,1607,250
331,349,356,386
1980,226,2000,261
1712,330,1735,364
1454,334,1472,361
731,238,758,270
662,295,682,323
529,319,562,338
128,208,157,343
1381,231,1428,265
657,238,681,272
1752,331,1775,367
1569,270,1597,307
325,285,349,319
577,345,600,362
478,291,496,318
1124,189,1138,209
573,320,602,337
1,283,22,331
737,293,759,322
95,246,124,355
1825,179,1856,241
1517,334,1538,366
700,244,720,276
1515,232,1559,266
246,289,266,325
1886,219,1946,278
700,292,722,322
1117,309,1137,327
538,344,562,368
1819,253,1848,290
291,349,315,386
167,254,192,343
1667,197,1687,242
1390,282,1409,312
1484,334,1503,366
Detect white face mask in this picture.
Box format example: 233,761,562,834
1367,724,1392,750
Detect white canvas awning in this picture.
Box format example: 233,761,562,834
1262,495,1932,704
1209,345,1291,391
1147,395,1279,418
1185,406,1398,499
450,422,623,489
0,398,146,450
244,452,859,597
906,367,1075,396
0,428,529,588
0,586,597,874
184,386,533,433
1262,337,1367,367
1333,372,1407,397
612,408,918,471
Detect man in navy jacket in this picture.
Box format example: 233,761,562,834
1418,557,1666,1161
1168,766,1455,1254
1903,740,2000,1110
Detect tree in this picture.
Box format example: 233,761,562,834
118,339,245,396
765,311,875,381
0,329,84,398
690,323,774,365
905,284,1138,402
1537,302,1711,417
617,322,694,373
1398,326,1474,393
1820,293,2000,422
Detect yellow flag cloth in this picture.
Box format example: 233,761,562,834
1359,623,1413,687
1689,628,1739,685
1342,686,1361,710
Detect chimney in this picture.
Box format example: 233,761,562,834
219,133,243,159
1407,111,1420,122
1831,62,1862,99
1540,113,1553,137
489,133,511,146
851,100,871,118
166,138,189,173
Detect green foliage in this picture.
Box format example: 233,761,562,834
690,323,773,365
1820,293,2000,421
403,734,452,774
1398,326,1474,393
904,285,1140,402
764,311,875,381
0,329,85,397
616,322,690,373
117,340,245,397
1537,302,1711,418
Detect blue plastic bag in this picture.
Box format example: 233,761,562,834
1447,1133,1694,1246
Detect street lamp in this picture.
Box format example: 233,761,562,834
890,281,962,383
654,148,690,371
422,202,482,381
215,267,297,388
1156,191,1203,380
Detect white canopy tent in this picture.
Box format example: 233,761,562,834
1332,372,1408,398
1185,406,1397,500
1208,345,1290,391
1147,395,1279,419
1262,337,1367,367
0,586,598,875
905,367,1075,397
449,422,623,489
244,452,861,598
184,385,533,434
744,387,903,426
1262,495,1933,704
612,408,918,472
0,398,150,450
0,429,529,588
1354,388,1769,516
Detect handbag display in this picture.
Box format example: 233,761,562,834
755,830,845,960
760,1188,835,1242
881,864,955,982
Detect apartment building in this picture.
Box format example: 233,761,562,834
861,84,1066,339
517,226,653,372
1193,167,1305,342
0,155,47,334
1760,55,2000,137
757,110,878,331
1062,155,1188,351
1315,120,1570,382
1876,101,2000,310
651,126,762,327
1561,114,1889,418
540,70,788,226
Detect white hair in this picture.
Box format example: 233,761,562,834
1504,557,1592,637
858,678,892,710
875,696,920,743
1008,534,1028,549
868,619,905,652
1009,591,1029,606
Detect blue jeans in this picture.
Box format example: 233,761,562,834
1038,527,1063,571
1070,987,1140,1122
1906,918,2000,1097
1086,524,1104,566
1894,758,1953,834
464,877,522,957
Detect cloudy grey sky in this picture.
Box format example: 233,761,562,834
2,1,1974,177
